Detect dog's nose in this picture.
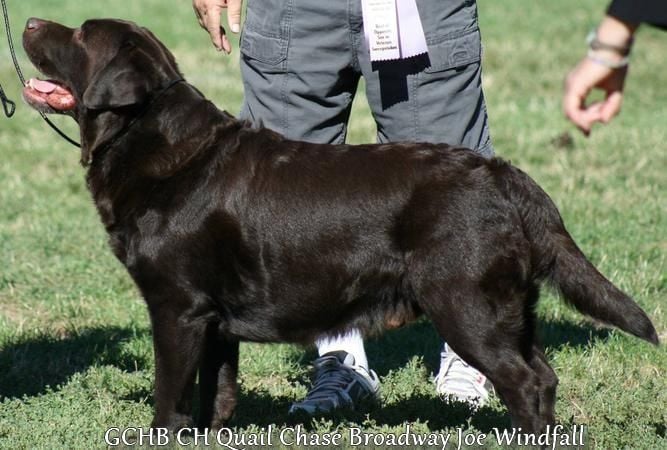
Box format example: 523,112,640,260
25,17,46,32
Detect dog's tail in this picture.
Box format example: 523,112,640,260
494,160,659,345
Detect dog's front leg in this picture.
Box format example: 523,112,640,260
198,326,239,430
149,304,207,432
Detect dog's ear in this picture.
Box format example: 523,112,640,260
82,46,155,109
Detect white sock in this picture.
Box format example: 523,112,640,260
316,329,369,370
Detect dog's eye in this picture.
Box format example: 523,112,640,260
121,40,137,50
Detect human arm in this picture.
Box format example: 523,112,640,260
562,15,637,135
563,0,667,135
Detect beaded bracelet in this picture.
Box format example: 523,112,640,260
586,49,630,68
586,29,632,68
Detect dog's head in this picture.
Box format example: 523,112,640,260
22,17,181,117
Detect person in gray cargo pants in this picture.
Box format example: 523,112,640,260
193,0,495,415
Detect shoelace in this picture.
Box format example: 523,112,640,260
303,356,359,401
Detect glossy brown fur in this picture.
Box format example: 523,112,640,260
23,18,658,434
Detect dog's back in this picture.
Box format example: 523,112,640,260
203,131,658,347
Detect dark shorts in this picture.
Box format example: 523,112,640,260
239,0,493,157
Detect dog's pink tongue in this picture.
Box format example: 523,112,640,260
31,79,58,94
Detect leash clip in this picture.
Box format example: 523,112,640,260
0,89,16,117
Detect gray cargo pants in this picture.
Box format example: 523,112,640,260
239,0,494,156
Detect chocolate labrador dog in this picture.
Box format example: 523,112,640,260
22,18,658,433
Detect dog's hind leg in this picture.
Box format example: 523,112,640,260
527,344,558,427
198,325,239,429
520,284,559,427
414,279,549,434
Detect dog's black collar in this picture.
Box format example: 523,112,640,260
82,77,185,166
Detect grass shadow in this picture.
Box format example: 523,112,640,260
538,318,611,350
225,316,611,430
0,314,613,429
0,325,151,399
229,388,511,432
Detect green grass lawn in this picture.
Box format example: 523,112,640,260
1,0,665,448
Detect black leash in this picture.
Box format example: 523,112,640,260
0,81,15,117
1,0,81,148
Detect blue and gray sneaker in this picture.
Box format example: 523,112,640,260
289,351,380,415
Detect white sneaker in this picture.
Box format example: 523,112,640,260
289,351,380,415
434,343,492,407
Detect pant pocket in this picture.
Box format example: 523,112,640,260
240,28,289,68
424,28,482,73
241,0,292,69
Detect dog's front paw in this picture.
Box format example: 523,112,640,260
151,412,194,434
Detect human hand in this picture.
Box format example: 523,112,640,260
193,0,243,54
563,57,628,136
563,15,636,136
